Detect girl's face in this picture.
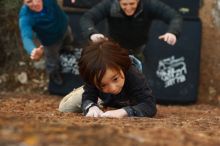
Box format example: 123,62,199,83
24,0,43,12
119,0,139,16
100,68,125,95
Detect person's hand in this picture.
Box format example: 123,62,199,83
71,0,76,3
30,45,44,61
101,109,128,118
158,33,177,46
90,33,106,42
86,106,104,117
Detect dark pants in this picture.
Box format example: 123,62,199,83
44,26,74,74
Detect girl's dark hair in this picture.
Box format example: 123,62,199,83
79,39,131,89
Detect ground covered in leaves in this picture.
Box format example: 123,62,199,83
0,93,220,146
1,0,220,146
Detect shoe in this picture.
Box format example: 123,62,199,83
50,71,63,85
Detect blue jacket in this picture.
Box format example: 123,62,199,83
19,0,68,54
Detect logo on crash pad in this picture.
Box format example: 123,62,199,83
156,56,187,88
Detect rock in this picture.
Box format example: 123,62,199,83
17,72,28,84
0,74,8,84
33,59,45,70
18,61,26,66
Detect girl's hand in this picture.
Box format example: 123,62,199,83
86,106,104,117
101,109,128,118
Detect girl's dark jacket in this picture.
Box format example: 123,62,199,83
81,66,157,117
80,0,183,50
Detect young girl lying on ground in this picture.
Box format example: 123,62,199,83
58,39,157,118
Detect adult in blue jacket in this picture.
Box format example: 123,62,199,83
19,0,74,85
80,0,183,61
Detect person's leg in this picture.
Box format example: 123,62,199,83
59,25,83,75
44,40,63,85
44,43,62,73
44,26,73,85
61,25,74,52
58,86,84,112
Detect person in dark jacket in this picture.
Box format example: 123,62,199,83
58,39,157,118
19,0,75,85
80,0,183,61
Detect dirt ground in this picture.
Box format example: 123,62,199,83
0,93,220,146
1,0,220,146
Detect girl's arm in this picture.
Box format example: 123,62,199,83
123,67,157,117
81,83,100,115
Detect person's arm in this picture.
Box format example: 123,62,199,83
81,83,103,117
158,32,176,45
79,0,111,40
123,67,157,117
30,45,44,61
101,83,156,118
102,67,157,118
147,0,183,44
19,15,36,55
19,16,44,60
122,96,157,117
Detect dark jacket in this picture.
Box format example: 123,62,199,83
80,0,183,50
81,66,157,117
